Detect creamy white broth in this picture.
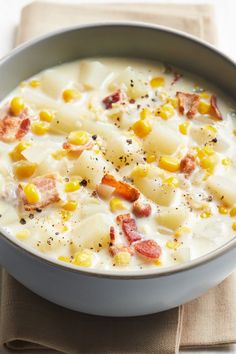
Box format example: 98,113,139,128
0,57,236,271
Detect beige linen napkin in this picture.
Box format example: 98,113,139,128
0,2,235,353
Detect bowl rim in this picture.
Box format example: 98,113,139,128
0,21,236,280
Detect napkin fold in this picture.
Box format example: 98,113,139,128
0,2,235,354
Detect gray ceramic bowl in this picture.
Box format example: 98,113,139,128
0,23,236,316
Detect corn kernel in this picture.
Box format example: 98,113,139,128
63,200,78,211
58,256,71,263
68,130,89,145
167,97,178,109
200,211,211,218
110,198,126,212
150,76,165,88
200,156,216,172
179,122,189,135
140,108,152,120
62,89,81,103
200,92,210,99
175,226,191,238
159,156,180,172
198,101,211,115
155,104,175,120
230,206,236,217
206,125,217,134
113,251,131,266
10,97,25,116
73,249,93,267
146,154,156,163
31,121,49,135
64,180,81,192
61,210,71,221
153,258,162,266
232,222,236,232
29,79,41,88
39,110,54,123
14,161,37,179
16,229,30,241
24,183,40,204
222,158,232,166
9,141,31,161
218,206,228,214
166,240,180,250
163,176,179,187
131,165,149,178
51,149,67,160
197,146,215,158
233,130,236,137
132,120,152,138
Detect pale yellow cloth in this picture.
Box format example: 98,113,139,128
0,2,235,354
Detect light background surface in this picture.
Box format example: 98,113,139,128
0,0,235,353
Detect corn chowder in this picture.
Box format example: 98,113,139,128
0,58,235,271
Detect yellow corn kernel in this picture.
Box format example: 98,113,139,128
61,210,71,222
167,97,178,109
159,156,180,172
197,146,215,159
200,156,216,172
232,222,236,232
73,249,93,267
179,122,189,135
155,104,175,120
51,149,67,160
163,176,179,187
200,92,210,99
233,130,236,137
64,180,81,192
39,110,54,123
131,165,149,178
150,76,165,88
166,240,180,250
113,251,131,266
9,141,31,161
230,206,236,217
146,154,156,163
62,89,81,103
68,130,89,145
63,200,78,212
175,226,191,238
222,158,232,166
140,108,152,120
218,206,228,214
153,258,162,266
58,256,71,263
132,120,152,138
10,96,25,116
16,229,30,241
206,125,217,134
200,210,212,218
31,121,49,135
24,183,40,204
14,161,37,179
198,101,211,115
110,198,126,212
29,79,41,88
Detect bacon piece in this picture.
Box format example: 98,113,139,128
116,213,131,224
109,245,134,257
180,153,196,175
109,226,116,243
0,107,31,143
102,90,121,109
122,217,142,244
176,92,200,119
62,140,93,153
209,95,223,120
101,174,140,202
132,201,152,218
134,240,161,260
18,174,60,211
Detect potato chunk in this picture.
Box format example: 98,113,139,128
143,122,181,155
72,213,112,250
156,207,189,230
206,175,236,207
79,61,110,89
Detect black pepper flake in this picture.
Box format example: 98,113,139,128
126,139,132,145
211,138,218,143
98,243,102,248
20,218,26,225
80,179,88,187
129,99,135,104
29,214,34,219
55,232,59,236
92,134,97,140
36,208,42,213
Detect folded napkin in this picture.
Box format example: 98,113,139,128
0,1,235,353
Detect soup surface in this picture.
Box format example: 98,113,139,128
0,58,236,271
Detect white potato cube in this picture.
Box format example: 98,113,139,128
143,121,181,155
79,61,110,89
50,106,84,134
206,175,236,207
22,142,56,164
156,207,189,230
41,70,71,99
72,213,112,250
